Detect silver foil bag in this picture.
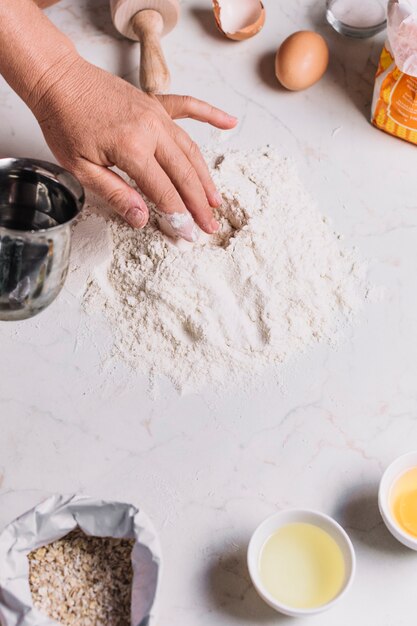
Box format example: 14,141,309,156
0,494,161,626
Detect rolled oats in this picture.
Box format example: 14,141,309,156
28,528,134,626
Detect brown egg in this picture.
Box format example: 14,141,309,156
275,31,329,91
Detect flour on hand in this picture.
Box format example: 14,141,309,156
71,147,368,393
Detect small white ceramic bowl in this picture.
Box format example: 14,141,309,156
379,451,417,550
247,509,356,617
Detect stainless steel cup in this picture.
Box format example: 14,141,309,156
0,158,84,321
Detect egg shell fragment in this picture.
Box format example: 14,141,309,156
212,0,265,41
275,31,329,91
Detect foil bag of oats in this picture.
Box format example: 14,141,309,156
0,494,161,626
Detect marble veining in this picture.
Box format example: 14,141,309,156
0,1,417,624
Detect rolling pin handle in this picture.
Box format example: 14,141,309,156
131,9,171,94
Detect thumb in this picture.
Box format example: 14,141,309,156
75,162,149,229
157,95,238,129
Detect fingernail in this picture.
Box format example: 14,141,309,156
214,191,223,206
125,207,146,229
227,114,238,123
156,210,198,243
210,218,220,232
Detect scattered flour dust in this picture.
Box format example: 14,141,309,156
70,147,369,393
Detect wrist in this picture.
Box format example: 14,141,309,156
0,0,78,111
27,48,82,120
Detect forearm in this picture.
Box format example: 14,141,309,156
0,0,77,111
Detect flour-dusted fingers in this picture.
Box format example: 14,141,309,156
156,139,219,234
74,161,149,228
157,94,238,129
118,153,198,243
174,126,222,208
156,94,236,207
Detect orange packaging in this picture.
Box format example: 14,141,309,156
371,0,417,145
372,46,417,144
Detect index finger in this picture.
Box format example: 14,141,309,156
117,153,198,243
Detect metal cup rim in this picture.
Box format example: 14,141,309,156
0,157,85,235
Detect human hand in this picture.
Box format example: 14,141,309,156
31,54,237,240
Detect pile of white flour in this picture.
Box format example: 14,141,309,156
70,147,368,392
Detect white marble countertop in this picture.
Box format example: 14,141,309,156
1,1,417,624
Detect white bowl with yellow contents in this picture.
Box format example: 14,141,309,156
247,509,356,617
379,451,417,550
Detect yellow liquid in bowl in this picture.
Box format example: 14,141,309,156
391,467,417,537
259,522,346,609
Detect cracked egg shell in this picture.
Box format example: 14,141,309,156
213,0,265,41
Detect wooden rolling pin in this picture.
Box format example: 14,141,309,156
110,0,180,94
